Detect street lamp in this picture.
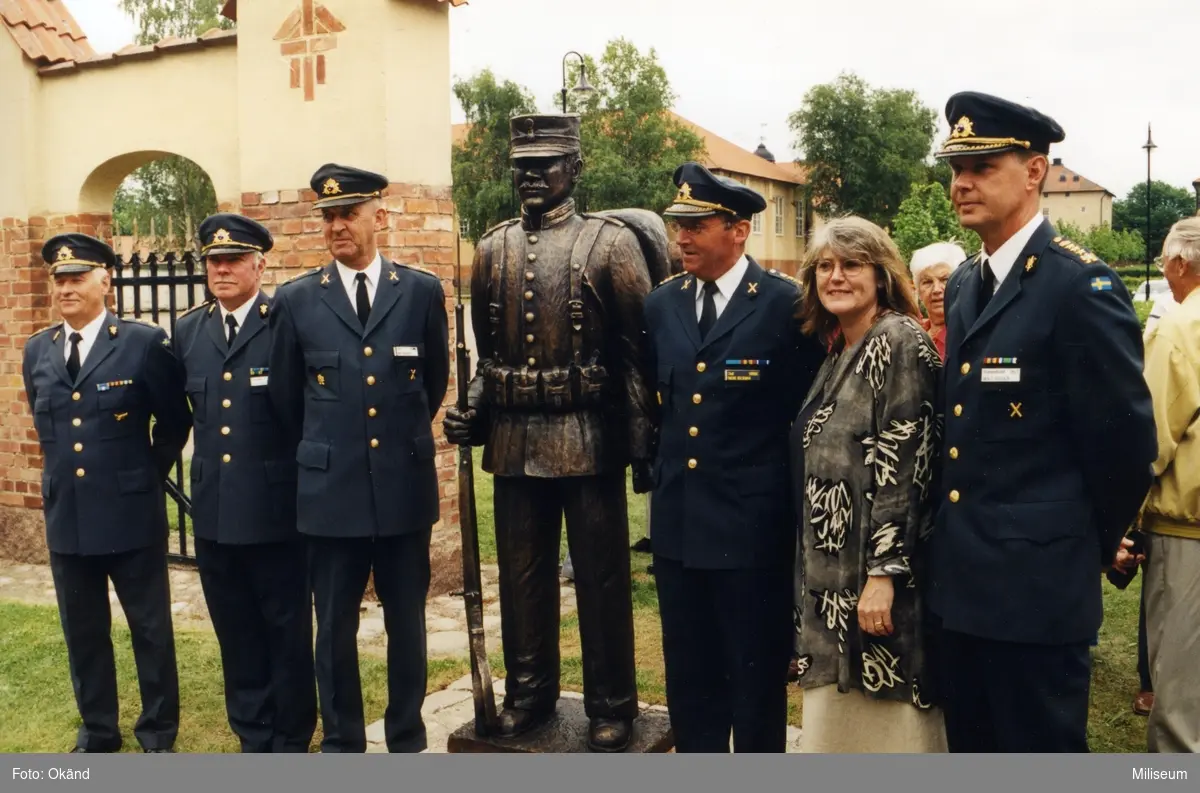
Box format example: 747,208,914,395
1142,124,1156,301
561,51,595,113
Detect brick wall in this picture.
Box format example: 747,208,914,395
0,191,462,569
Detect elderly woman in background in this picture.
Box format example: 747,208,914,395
909,242,965,360
791,216,945,753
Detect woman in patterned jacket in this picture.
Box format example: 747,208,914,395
791,216,946,753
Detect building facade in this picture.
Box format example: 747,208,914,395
1040,158,1114,229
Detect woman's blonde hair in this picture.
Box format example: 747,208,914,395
798,216,922,344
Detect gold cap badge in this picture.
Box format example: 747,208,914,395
57,246,74,262
322,178,342,196
212,228,232,245
950,116,974,139
677,182,692,201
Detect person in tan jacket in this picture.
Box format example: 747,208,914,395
1141,216,1200,753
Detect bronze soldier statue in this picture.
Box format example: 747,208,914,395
444,113,658,752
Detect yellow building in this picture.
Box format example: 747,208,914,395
452,113,810,277
1040,158,1113,229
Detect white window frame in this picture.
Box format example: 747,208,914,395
774,196,785,236
752,212,762,234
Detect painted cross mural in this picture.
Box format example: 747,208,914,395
274,0,346,102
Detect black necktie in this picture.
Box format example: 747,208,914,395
225,314,238,349
698,280,719,340
355,272,371,327
66,332,82,381
977,260,995,316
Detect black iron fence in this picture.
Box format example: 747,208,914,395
111,251,209,563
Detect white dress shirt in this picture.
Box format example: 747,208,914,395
979,212,1044,295
695,254,749,321
62,310,108,366
336,253,382,308
219,293,257,340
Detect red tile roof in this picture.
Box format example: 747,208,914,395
1043,161,1112,196
220,0,468,22
0,0,94,65
38,28,237,76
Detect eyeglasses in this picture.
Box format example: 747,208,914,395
814,259,869,278
1154,256,1165,273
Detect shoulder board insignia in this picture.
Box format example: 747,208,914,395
179,299,216,319
29,323,63,341
481,218,520,238
653,271,687,290
582,213,627,229
397,263,438,279
1050,236,1100,265
765,268,803,288
128,318,161,329
283,267,323,286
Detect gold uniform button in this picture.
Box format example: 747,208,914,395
527,253,537,262
949,447,959,460
366,376,376,386
368,407,378,418
364,346,374,357
525,271,535,281
527,357,536,366
689,426,699,437
525,334,535,343
222,454,231,463
528,235,539,244
73,442,83,453
71,392,80,402
221,426,231,436
696,362,707,373
525,312,535,322
524,290,534,300
72,418,82,427
953,404,963,417
949,490,960,503
687,458,698,469
223,372,232,382
370,438,380,449
222,399,231,408
960,363,971,375
692,393,702,404
75,468,85,478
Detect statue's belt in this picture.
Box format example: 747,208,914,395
481,362,608,412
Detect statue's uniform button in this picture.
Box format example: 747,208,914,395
525,312,535,322
528,253,537,262
525,271,535,281
528,235,538,244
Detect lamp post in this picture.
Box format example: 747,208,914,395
1142,125,1156,300
560,51,594,113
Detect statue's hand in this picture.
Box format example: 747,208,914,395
631,459,655,494
443,406,483,447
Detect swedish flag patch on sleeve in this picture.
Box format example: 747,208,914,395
1089,277,1112,292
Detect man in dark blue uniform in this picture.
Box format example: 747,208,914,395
268,164,449,753
644,163,824,752
929,92,1157,752
22,233,191,753
173,214,316,752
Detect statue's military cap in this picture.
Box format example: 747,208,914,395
510,113,581,159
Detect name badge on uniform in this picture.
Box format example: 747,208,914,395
981,368,1020,383
725,368,761,383
249,367,269,387
394,345,419,357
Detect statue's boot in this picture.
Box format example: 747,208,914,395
496,706,555,739
587,717,632,753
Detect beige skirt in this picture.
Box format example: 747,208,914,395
800,684,947,753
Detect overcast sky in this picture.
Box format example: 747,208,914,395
66,0,1199,199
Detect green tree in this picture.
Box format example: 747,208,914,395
1055,220,1144,265
890,182,980,262
565,39,705,215
451,70,537,243
788,73,937,228
1112,181,1195,259
111,1,231,249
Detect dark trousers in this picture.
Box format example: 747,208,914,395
49,543,179,752
195,537,316,753
653,556,792,752
493,473,637,721
937,628,1091,752
308,531,431,753
1138,587,1153,693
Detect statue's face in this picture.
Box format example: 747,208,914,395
513,154,581,212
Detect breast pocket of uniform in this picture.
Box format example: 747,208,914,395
33,396,55,442
656,365,673,409
304,351,339,401
186,376,207,420
391,343,424,393
97,386,141,438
